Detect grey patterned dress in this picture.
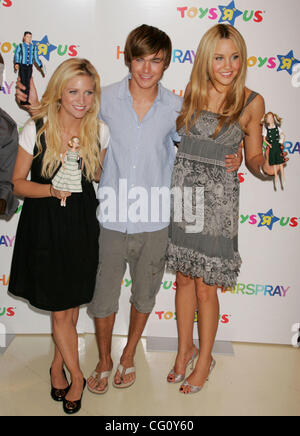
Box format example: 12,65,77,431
166,92,258,288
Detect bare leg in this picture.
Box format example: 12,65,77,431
51,308,79,388
114,304,150,386
273,165,278,187
181,278,219,394
167,272,198,382
279,164,285,184
51,308,84,401
51,346,68,389
87,314,115,392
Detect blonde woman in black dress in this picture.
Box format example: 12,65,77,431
9,58,109,413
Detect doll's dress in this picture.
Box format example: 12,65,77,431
166,91,258,288
52,149,82,192
266,126,284,166
8,119,99,311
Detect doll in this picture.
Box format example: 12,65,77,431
52,137,83,207
14,31,44,105
261,112,285,188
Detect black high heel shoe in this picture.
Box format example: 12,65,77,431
50,367,70,402
63,378,86,415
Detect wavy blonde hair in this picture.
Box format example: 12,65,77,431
177,24,248,136
32,58,101,181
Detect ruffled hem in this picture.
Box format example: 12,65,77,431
166,241,242,288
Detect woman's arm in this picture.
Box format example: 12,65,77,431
243,95,277,178
12,146,70,200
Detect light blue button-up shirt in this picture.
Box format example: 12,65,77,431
97,75,182,234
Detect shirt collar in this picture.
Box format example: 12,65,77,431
118,74,162,103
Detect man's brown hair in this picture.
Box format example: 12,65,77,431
124,24,172,70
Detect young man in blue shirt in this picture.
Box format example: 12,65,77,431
87,25,183,392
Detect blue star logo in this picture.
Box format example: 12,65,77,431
257,209,280,230
32,35,57,61
218,1,243,26
277,50,300,75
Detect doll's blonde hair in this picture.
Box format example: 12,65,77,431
261,112,282,128
177,24,248,136
32,58,101,181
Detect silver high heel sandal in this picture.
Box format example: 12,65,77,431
180,358,216,394
167,347,199,384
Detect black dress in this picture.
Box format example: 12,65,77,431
266,126,284,166
8,120,100,311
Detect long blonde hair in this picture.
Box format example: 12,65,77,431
177,24,248,136
32,58,101,181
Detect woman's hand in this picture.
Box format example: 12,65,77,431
50,185,71,202
261,146,289,176
225,143,243,172
15,76,39,111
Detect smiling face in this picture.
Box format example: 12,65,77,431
130,50,166,91
59,74,95,121
211,38,241,90
266,113,275,126
23,33,32,45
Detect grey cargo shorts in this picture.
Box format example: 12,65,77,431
88,226,168,318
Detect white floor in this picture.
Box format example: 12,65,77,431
0,334,299,416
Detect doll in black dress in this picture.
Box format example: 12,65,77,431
262,112,285,188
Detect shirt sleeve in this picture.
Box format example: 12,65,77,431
14,44,21,64
171,127,181,143
19,120,36,155
100,122,110,150
33,44,43,68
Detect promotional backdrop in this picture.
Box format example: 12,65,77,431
0,0,299,344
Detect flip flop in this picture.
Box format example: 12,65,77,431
87,369,112,394
112,364,136,389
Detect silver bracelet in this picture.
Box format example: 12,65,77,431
258,165,269,179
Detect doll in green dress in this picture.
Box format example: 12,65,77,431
262,112,285,188
52,136,83,206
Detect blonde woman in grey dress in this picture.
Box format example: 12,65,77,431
166,24,287,394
